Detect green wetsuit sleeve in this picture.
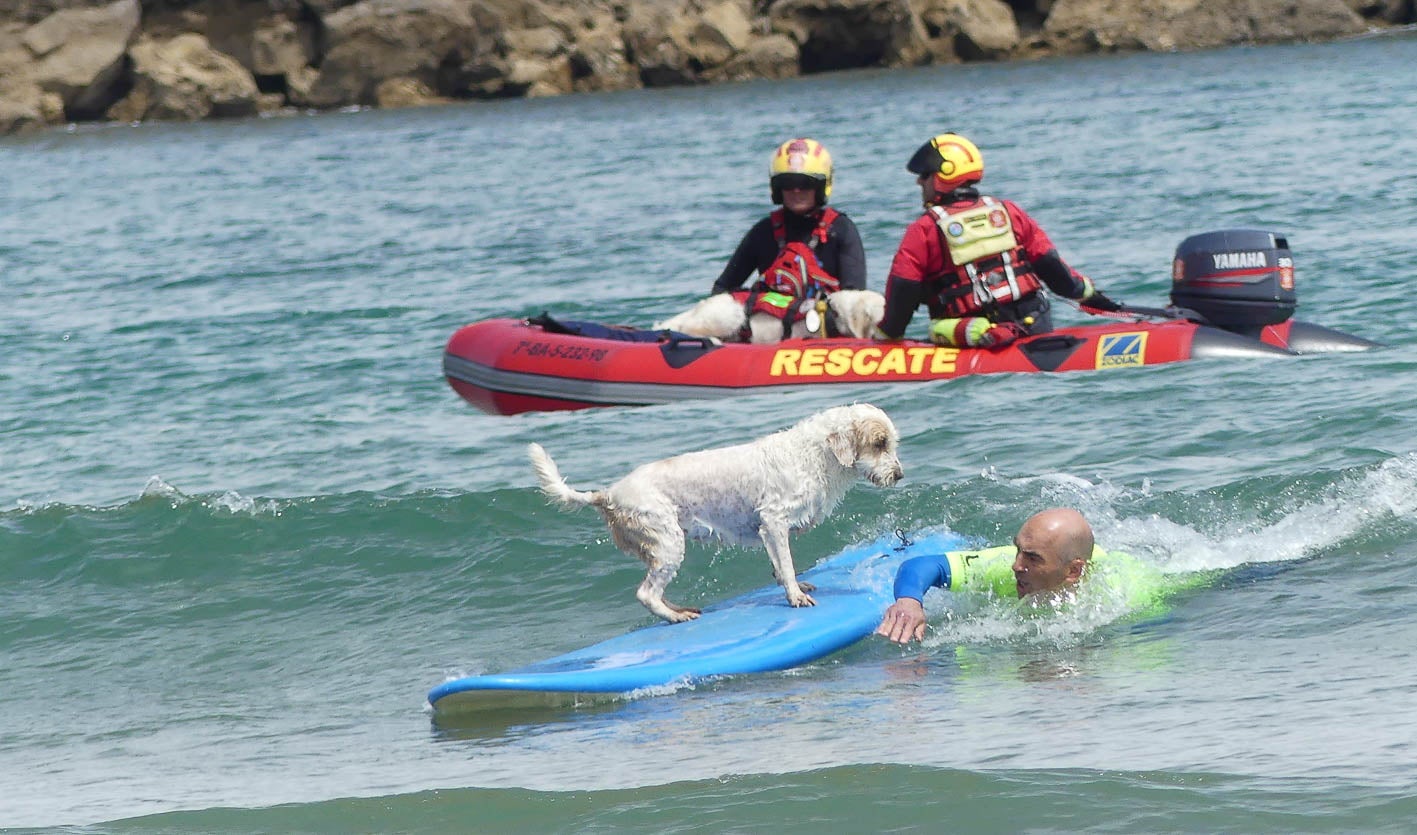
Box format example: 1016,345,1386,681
943,546,1021,598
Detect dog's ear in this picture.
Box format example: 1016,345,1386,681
827,429,856,467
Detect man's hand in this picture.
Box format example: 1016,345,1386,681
979,321,1026,348
1079,276,1124,313
929,317,1026,349
875,597,928,644
1080,291,1123,313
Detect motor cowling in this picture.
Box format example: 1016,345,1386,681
1171,229,1297,331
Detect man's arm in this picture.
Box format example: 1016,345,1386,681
829,214,868,291
874,221,934,339
876,274,926,339
1008,201,1120,309
710,218,773,295
874,554,953,644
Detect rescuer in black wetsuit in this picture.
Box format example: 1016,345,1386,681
710,137,868,297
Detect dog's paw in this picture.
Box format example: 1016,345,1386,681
786,590,817,608
664,605,702,623
771,576,817,592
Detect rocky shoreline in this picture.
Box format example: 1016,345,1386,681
1,0,1412,137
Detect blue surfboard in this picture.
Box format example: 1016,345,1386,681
428,530,965,714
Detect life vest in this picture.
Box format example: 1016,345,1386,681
761,208,842,297
743,208,842,339
927,197,1043,319
760,242,839,299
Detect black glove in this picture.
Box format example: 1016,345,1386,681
1080,290,1123,313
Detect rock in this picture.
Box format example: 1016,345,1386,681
255,91,287,112
1,0,102,27
1011,0,1052,30
286,65,318,103
1,22,28,77
567,12,639,92
503,25,565,56
1343,0,1409,23
621,0,793,86
1044,0,1367,54
704,31,801,82
915,0,1020,61
470,0,558,29
250,14,311,78
503,53,572,95
374,74,449,107
20,0,140,118
106,33,260,122
770,0,928,73
302,0,505,107
0,0,1404,131
622,1,699,85
0,78,64,134
693,0,754,64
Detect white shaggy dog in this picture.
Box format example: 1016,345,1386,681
528,404,904,623
654,289,886,344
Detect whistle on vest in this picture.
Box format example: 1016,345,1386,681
804,297,829,336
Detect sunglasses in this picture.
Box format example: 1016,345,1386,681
773,174,821,191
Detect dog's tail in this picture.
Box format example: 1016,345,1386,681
527,443,602,509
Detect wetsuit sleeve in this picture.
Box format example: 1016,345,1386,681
829,213,868,290
892,554,953,601
876,219,935,338
877,274,926,338
1032,249,1090,298
711,216,775,294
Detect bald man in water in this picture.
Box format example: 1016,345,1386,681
875,508,1096,645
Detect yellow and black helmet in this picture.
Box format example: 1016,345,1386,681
770,138,833,205
906,132,984,192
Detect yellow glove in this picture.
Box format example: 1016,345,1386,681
929,317,988,347
930,317,1025,349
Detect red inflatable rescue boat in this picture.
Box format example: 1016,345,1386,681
444,229,1378,416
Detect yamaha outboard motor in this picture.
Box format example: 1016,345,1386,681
1171,229,1297,337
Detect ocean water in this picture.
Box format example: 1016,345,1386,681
5,30,1417,832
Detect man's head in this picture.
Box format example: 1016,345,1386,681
906,132,984,204
1011,508,1094,598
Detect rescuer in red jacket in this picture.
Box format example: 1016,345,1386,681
874,132,1122,347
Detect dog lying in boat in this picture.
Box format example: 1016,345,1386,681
528,404,904,623
654,289,886,344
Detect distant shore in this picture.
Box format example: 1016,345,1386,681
3,0,1413,137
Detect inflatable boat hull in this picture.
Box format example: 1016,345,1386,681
443,315,1372,416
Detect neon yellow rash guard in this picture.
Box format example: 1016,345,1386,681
892,544,1180,612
